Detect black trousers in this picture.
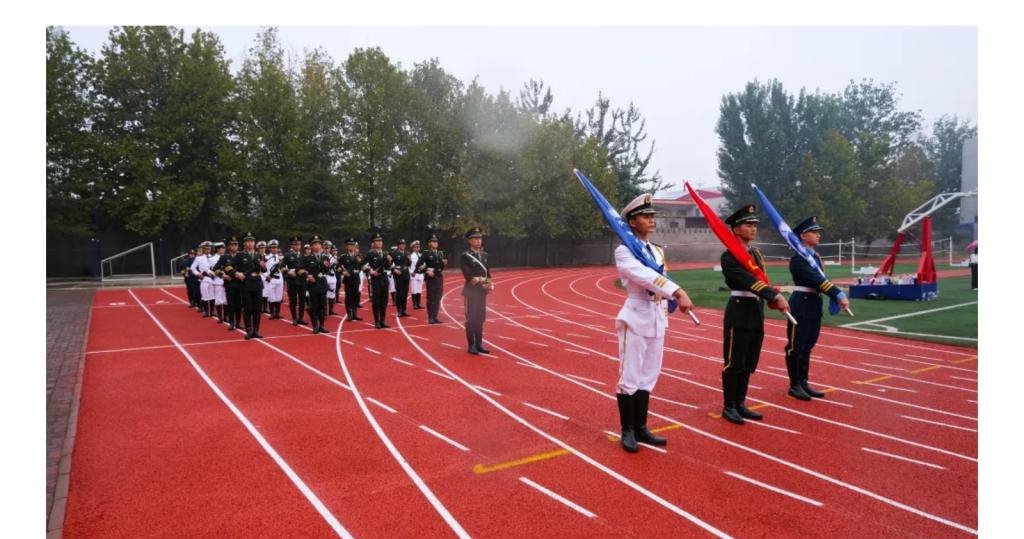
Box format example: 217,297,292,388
226,284,243,326
370,276,389,324
287,280,307,321
785,315,822,384
307,280,326,328
722,324,764,406
426,275,443,320
241,287,262,333
463,287,487,346
343,277,360,312
970,263,978,289
394,275,410,313
186,277,200,305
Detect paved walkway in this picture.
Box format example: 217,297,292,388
46,289,94,538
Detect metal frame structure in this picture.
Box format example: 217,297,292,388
100,242,156,282
898,190,978,233
169,252,191,278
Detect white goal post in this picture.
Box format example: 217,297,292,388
100,242,156,282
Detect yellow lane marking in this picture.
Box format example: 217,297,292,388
952,355,977,364
909,365,942,374
853,375,892,385
473,448,569,474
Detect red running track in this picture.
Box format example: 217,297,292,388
63,267,977,537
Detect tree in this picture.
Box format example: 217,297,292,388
516,78,553,117
924,115,977,235
46,26,96,237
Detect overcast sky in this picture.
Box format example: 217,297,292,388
63,26,977,196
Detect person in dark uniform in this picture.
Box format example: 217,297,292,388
282,235,308,326
180,248,198,307
338,238,364,322
391,239,412,317
969,246,978,290
417,234,448,324
223,235,244,331
720,204,790,425
232,232,266,339
785,216,850,400
461,227,493,354
300,235,330,334
362,233,394,329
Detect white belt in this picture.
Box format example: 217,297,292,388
627,294,662,302
792,286,819,294
730,290,757,298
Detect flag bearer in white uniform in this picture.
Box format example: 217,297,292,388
614,194,694,453
210,242,226,322
263,239,285,319
409,240,424,309
192,241,214,317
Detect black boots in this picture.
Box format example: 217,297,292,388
476,335,490,354
787,352,824,399
466,327,479,354
736,373,762,420
633,391,667,446
616,394,638,453
722,372,745,424
802,382,825,399
800,354,825,397
412,293,422,309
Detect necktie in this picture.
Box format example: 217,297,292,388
645,243,656,263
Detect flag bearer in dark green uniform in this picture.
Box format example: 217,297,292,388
391,239,412,317
301,235,330,334
362,233,394,329
417,234,448,324
232,232,266,340
785,216,849,400
223,235,244,331
283,235,308,326
461,227,493,355
720,205,789,425
338,238,364,322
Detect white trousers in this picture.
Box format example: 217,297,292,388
265,278,283,302
200,279,214,301
213,283,226,305
326,275,337,299
616,324,664,395
411,274,424,294
388,274,396,293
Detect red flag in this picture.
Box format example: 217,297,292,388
685,182,771,284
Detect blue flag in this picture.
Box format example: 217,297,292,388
574,169,678,313
752,184,846,315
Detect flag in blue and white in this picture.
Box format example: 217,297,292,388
574,168,678,313
752,184,846,315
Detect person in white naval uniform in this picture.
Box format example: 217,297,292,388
614,193,694,453
263,239,285,319
191,241,214,317
409,240,424,310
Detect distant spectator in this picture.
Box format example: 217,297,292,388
969,247,978,290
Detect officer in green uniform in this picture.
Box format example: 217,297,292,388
785,216,849,400
283,235,308,326
417,234,448,324
362,233,394,329
720,205,789,425
232,231,266,340
223,235,243,331
301,235,330,334
391,239,412,317
460,227,492,354
338,238,364,322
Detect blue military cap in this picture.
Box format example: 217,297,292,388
793,216,823,235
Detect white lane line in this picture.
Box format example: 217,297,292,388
763,365,787,372
967,399,977,404
528,341,550,347
341,339,355,345
650,395,700,409
474,385,502,397
603,430,668,453
901,415,978,433
564,349,588,355
333,317,469,538
497,335,515,341
427,369,456,381
724,471,823,507
410,334,428,341
861,447,945,470
864,382,917,393
949,376,977,383
419,425,470,452
128,290,354,538
567,333,591,339
367,397,397,414
836,346,870,352
522,402,570,421
391,357,414,366
840,301,978,328
746,421,800,435
364,347,381,355
810,397,853,408
748,384,763,390
662,367,692,376
519,477,596,519
565,373,605,385
441,343,461,350
861,363,908,372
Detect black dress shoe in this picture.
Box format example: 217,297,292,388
380,323,390,328
737,404,763,420
635,426,667,446
467,345,479,355
253,333,264,339
620,428,639,453
353,316,363,321
722,406,745,425
296,319,309,326
802,382,825,398
788,385,812,401
292,320,299,326
244,333,253,340
227,324,235,331
477,346,491,354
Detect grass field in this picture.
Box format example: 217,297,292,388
661,262,978,348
